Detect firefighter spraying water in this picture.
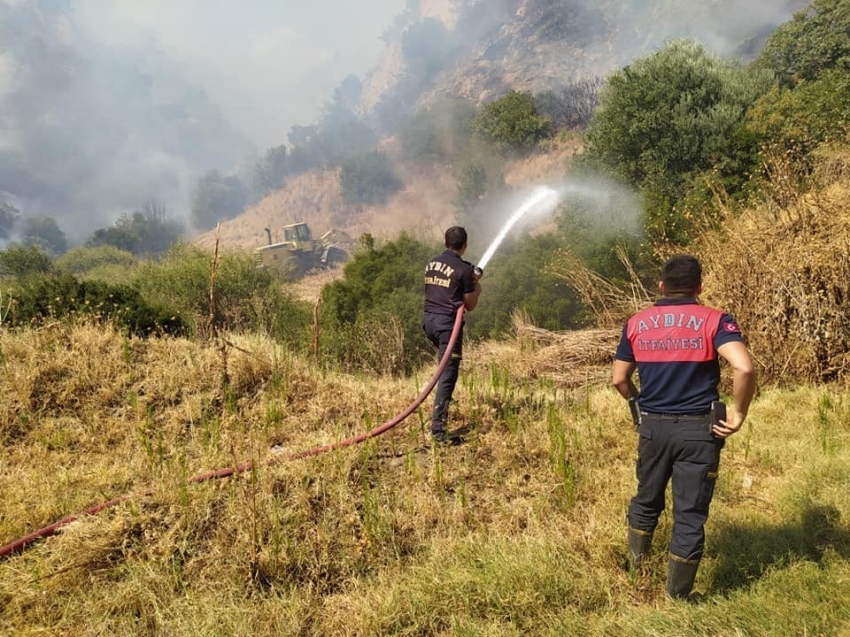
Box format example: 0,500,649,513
422,185,562,444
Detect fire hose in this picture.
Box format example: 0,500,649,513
0,306,465,560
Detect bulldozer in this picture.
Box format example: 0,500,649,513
254,222,352,279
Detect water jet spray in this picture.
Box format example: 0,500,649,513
474,185,560,275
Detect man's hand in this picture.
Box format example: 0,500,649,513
712,409,746,439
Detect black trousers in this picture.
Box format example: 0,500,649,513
628,414,724,561
422,313,463,435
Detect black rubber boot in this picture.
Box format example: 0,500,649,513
627,527,653,572
666,556,700,599
431,399,450,439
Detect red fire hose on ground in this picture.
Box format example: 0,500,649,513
0,308,465,560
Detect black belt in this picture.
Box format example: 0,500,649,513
640,411,710,420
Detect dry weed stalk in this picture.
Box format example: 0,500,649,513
548,246,652,328
699,145,850,384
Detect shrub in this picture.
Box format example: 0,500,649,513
756,0,850,88
319,233,434,375
473,91,553,152
5,273,183,336
401,18,455,78
56,245,139,280
131,243,311,344
532,77,604,130
0,245,55,278
747,70,850,177
467,233,583,338
0,201,19,239
582,40,775,245
20,215,67,255
190,170,249,231
398,98,477,163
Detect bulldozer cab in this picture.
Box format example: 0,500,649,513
282,223,313,246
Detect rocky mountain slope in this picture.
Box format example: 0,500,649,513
197,0,809,253
362,0,808,111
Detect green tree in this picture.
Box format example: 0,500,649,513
582,40,774,244
254,145,290,195
401,18,455,78
20,215,67,255
317,101,377,163
339,151,403,206
748,69,850,164
57,245,138,280
757,0,850,88
132,243,310,343
8,273,183,336
87,200,183,256
467,233,582,338
473,91,553,152
190,170,248,231
398,98,477,163
454,161,489,215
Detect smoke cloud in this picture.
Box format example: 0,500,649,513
0,0,404,242
0,0,808,245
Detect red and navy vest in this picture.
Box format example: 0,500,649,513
615,297,744,414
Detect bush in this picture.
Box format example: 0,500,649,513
0,245,55,278
319,233,434,375
401,18,455,78
20,215,67,255
132,243,311,344
473,91,553,152
340,151,403,206
87,202,184,256
190,170,249,231
56,245,139,280
532,77,604,130
756,0,850,88
0,201,19,239
747,70,850,176
5,273,183,336
398,98,477,163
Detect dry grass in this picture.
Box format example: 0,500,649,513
1,318,849,636
193,163,457,256
473,311,620,388
698,143,850,385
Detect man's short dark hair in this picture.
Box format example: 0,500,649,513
662,254,701,295
445,226,468,251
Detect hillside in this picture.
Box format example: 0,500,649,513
194,137,579,254
360,0,809,111
193,0,809,256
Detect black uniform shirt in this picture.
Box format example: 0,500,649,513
423,249,476,316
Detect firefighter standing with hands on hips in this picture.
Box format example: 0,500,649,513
422,226,482,446
612,254,756,599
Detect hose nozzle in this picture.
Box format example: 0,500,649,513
473,266,483,279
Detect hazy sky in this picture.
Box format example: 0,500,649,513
73,0,406,146
0,0,406,240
